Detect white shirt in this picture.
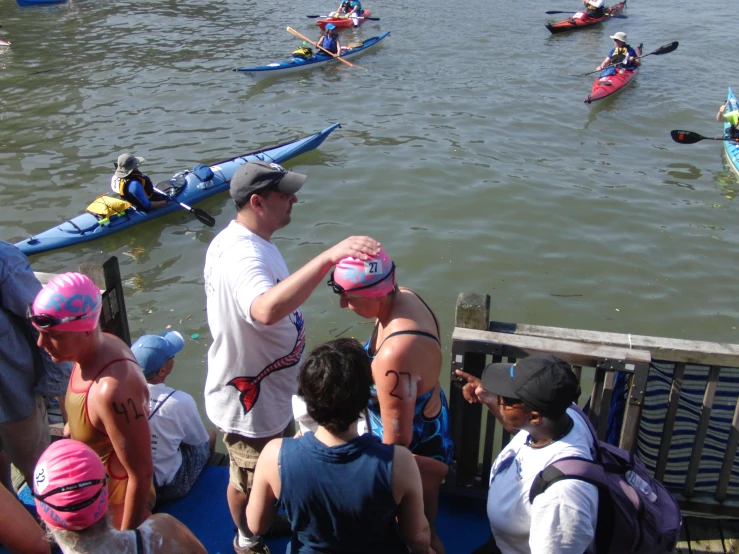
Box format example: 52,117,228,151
586,0,604,7
204,220,306,438
147,383,210,486
487,407,599,554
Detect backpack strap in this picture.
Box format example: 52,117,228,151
148,390,177,420
528,456,606,503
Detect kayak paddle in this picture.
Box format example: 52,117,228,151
306,14,380,20
545,10,626,17
570,41,678,77
286,26,367,70
670,130,739,145
152,185,216,227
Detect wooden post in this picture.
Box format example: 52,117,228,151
450,292,490,487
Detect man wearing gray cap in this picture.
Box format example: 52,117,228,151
110,152,168,212
203,161,380,554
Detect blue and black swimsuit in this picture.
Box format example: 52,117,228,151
364,290,454,465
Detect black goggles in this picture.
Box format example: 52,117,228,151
27,304,92,329
33,477,107,513
327,262,396,295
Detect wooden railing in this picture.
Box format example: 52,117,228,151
447,292,739,517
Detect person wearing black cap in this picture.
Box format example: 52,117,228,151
456,355,598,554
203,161,380,554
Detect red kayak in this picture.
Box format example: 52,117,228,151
585,43,642,103
317,9,371,30
546,1,626,34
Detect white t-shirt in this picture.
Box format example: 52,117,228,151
204,220,306,438
147,383,210,486
487,407,599,554
587,0,604,7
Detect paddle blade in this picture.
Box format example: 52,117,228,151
545,10,574,14
306,14,322,17
652,41,678,56
670,130,704,144
193,208,216,227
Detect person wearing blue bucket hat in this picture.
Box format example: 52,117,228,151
317,23,341,55
132,331,215,503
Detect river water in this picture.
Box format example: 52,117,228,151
1,0,737,409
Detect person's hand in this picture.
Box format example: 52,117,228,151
325,236,381,264
455,369,496,406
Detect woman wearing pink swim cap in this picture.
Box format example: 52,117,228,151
328,248,452,554
34,439,206,553
31,273,156,532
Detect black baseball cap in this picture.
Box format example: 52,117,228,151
481,354,580,417
229,161,307,208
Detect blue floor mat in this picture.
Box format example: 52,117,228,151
159,465,491,553
2,466,490,554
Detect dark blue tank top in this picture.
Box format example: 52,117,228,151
279,433,407,554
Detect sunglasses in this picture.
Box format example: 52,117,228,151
497,395,529,411
27,304,92,329
33,478,106,513
327,262,396,296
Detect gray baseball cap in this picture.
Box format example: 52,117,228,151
229,162,307,208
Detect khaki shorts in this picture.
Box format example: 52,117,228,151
0,394,50,485
223,421,295,494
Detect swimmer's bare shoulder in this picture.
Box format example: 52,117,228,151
142,513,207,553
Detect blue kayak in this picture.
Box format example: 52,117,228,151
16,0,67,5
14,124,341,256
723,87,739,179
233,32,390,79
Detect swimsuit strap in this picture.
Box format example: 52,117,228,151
373,288,441,356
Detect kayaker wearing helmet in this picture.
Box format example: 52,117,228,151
317,23,341,55
717,99,739,139
596,32,640,76
328,248,452,554
31,272,155,531
582,0,604,18
110,153,169,212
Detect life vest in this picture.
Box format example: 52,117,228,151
611,45,633,67
584,2,604,17
110,171,159,209
320,34,338,54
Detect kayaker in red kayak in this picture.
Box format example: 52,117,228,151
596,32,640,76
344,0,365,27
582,0,604,18
317,23,341,55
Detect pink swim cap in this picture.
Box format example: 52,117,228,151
330,248,396,298
31,273,102,332
33,439,108,531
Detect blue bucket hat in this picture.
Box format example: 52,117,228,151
325,23,337,30
132,330,185,378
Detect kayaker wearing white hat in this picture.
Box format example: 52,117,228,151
110,152,169,212
596,31,640,75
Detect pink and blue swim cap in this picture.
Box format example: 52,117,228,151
31,272,102,332
329,247,396,298
33,439,108,531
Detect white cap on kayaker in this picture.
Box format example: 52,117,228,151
610,31,627,42
114,153,145,177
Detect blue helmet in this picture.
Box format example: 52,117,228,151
325,23,337,31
